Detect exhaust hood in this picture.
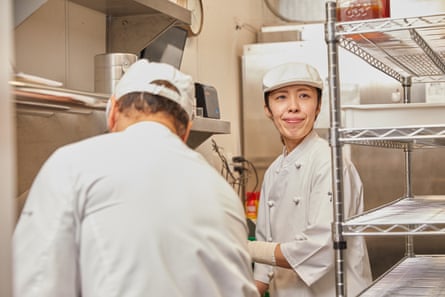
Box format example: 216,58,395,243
139,25,188,69
14,0,48,27
68,0,191,54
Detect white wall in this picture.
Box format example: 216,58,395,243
181,0,263,162
1,0,15,296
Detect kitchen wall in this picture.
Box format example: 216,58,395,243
13,0,270,157
13,0,271,213
1,0,15,295
180,0,265,164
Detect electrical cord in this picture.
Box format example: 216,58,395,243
211,139,237,185
211,139,259,195
232,156,259,193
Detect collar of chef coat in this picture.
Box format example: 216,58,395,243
124,121,173,137
279,130,319,169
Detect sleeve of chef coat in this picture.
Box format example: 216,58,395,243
342,157,364,218
341,157,373,289
253,172,275,285
13,149,80,297
279,155,335,287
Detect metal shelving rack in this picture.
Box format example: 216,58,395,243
325,1,445,296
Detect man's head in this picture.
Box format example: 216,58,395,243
262,62,323,151
106,60,195,141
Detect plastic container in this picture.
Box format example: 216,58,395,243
342,103,445,128
381,0,390,18
425,82,445,103
336,0,390,22
337,0,391,42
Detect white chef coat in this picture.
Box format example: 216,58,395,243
254,131,372,297
13,121,259,297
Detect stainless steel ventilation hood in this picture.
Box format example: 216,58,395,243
14,0,48,27
69,0,191,54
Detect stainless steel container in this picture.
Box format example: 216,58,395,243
94,53,138,94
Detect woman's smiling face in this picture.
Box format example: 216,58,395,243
265,84,321,153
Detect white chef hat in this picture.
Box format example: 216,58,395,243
262,62,323,94
111,59,195,119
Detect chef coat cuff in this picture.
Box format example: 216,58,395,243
253,262,273,284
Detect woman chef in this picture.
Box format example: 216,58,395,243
247,62,372,297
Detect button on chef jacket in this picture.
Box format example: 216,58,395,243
254,131,372,297
13,122,259,297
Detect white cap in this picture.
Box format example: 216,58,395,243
112,59,195,119
263,62,323,94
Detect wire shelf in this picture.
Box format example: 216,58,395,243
344,196,445,236
326,5,445,295
359,256,445,296
340,125,445,149
336,14,445,83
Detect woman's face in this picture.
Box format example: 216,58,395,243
265,84,320,152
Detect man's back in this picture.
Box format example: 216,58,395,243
14,122,259,297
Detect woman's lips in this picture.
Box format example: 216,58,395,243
284,117,303,124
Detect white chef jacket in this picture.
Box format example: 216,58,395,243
13,121,259,297
254,131,372,297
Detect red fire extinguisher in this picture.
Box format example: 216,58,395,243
245,191,260,221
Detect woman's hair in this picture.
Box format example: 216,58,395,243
116,80,190,137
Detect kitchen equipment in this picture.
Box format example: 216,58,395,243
139,26,188,69
336,0,391,42
245,191,260,221
94,53,138,94
342,103,445,128
336,0,390,21
195,82,220,119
